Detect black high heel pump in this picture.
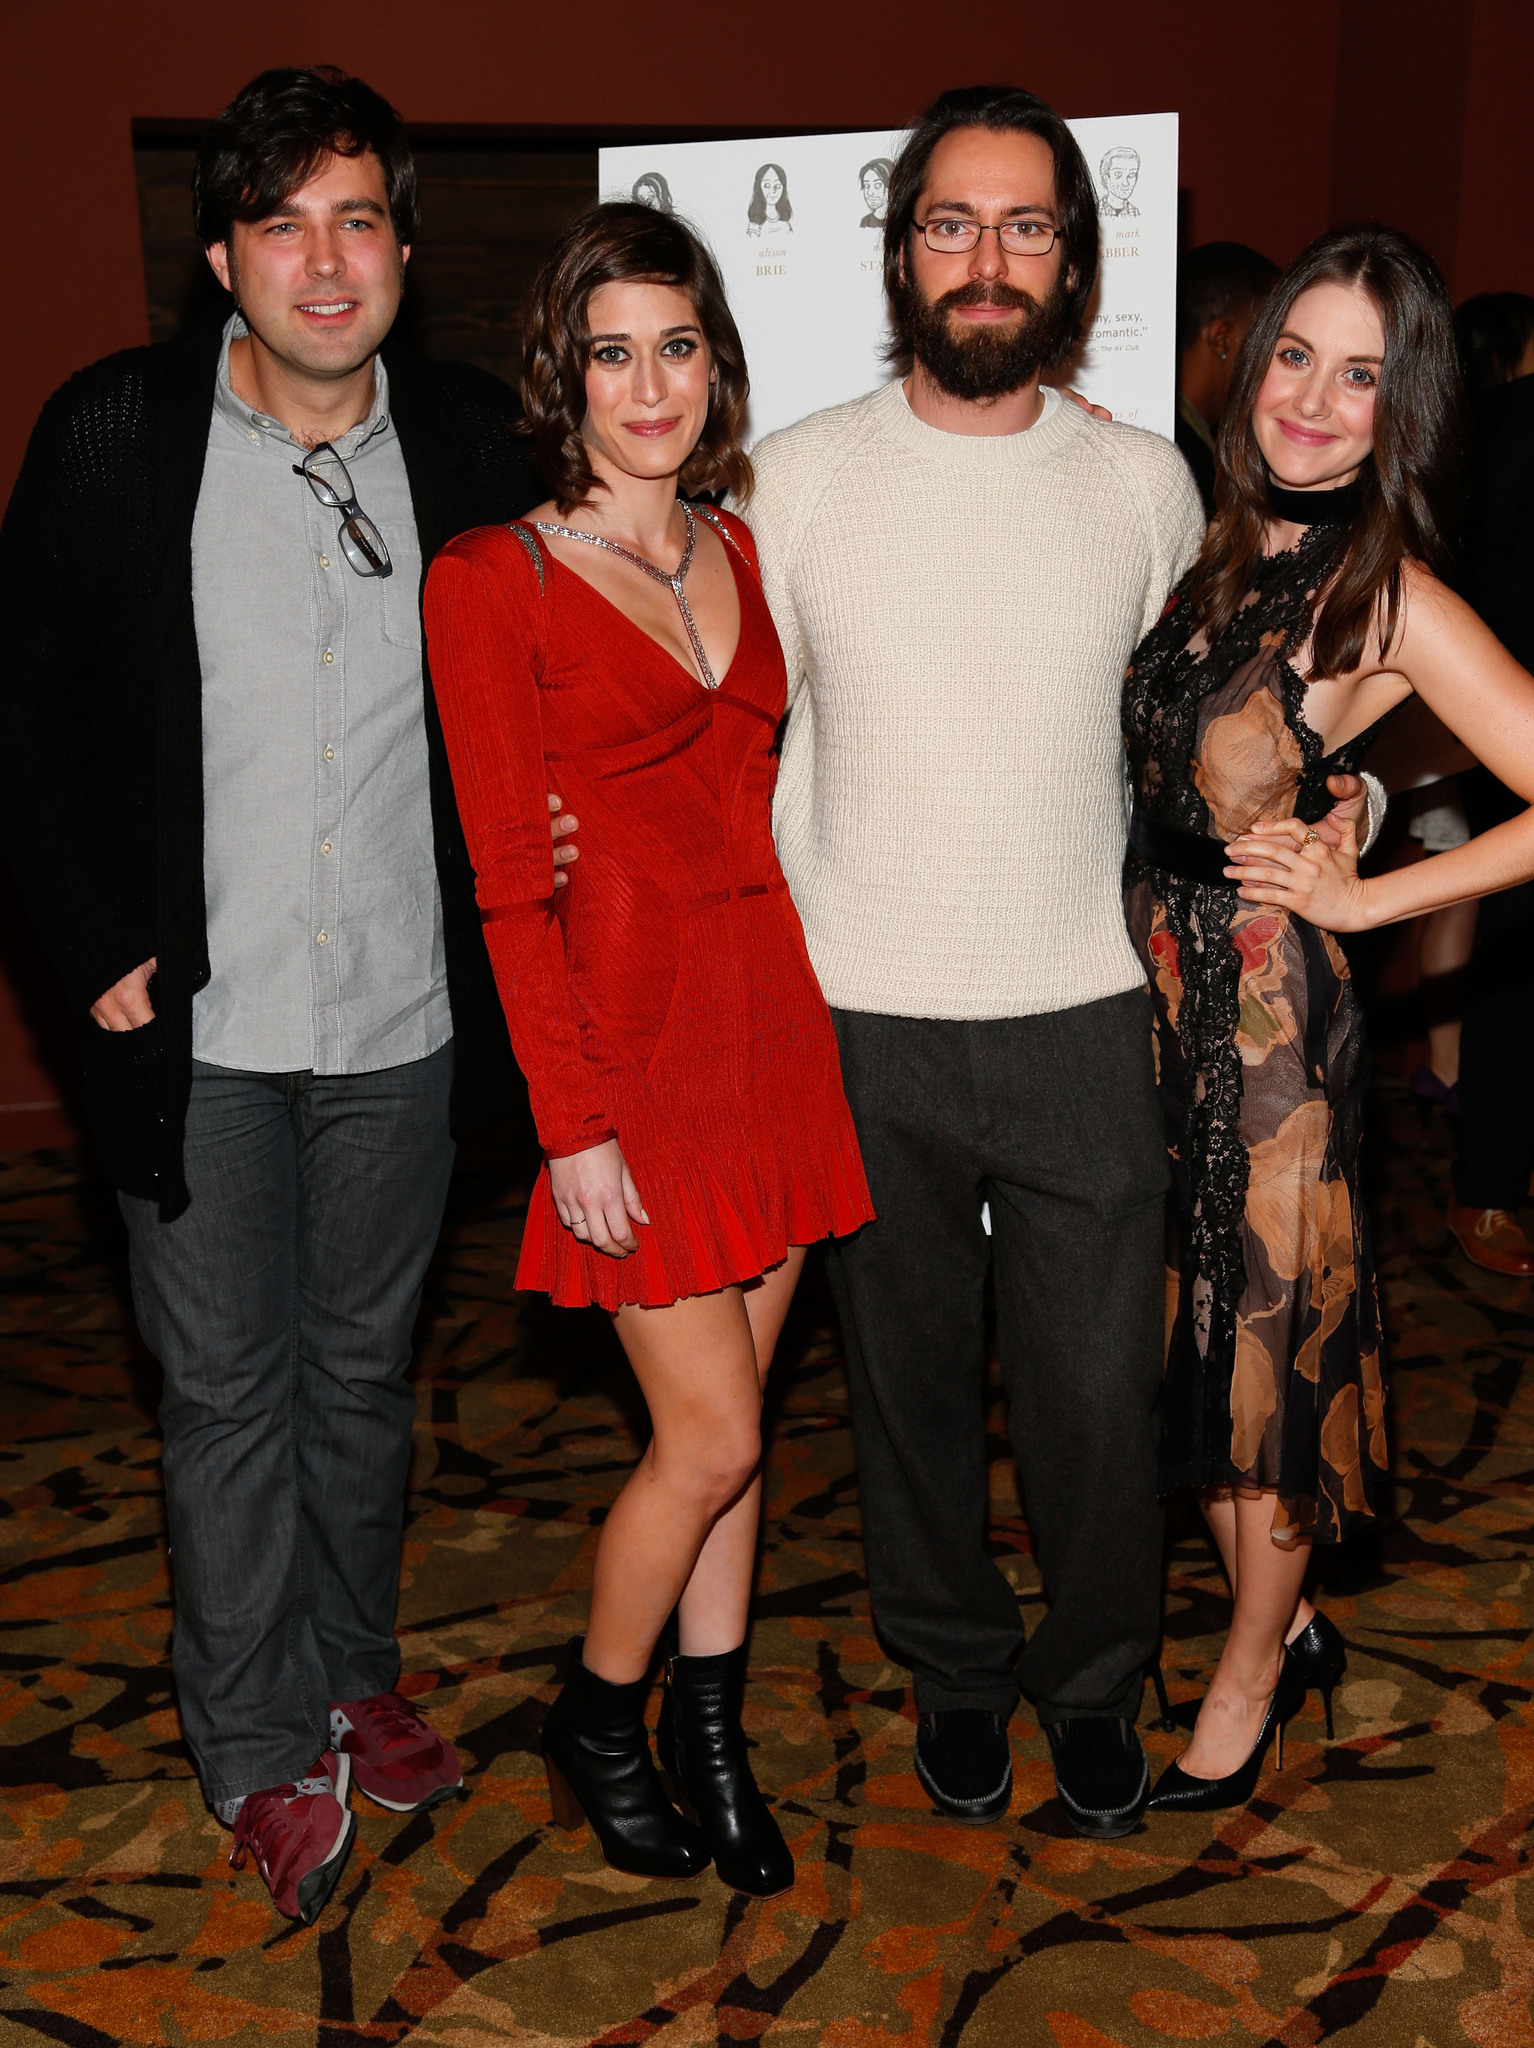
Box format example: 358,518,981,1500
1284,1610,1347,1738
1146,1659,1306,1813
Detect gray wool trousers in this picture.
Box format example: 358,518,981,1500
824,989,1168,1724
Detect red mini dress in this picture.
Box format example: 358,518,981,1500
425,508,873,1311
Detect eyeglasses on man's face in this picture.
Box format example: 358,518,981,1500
292,442,392,578
912,217,1061,257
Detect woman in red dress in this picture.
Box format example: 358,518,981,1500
424,204,872,1896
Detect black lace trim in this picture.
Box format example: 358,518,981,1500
1121,527,1387,1493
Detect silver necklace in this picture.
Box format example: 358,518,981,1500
529,500,718,689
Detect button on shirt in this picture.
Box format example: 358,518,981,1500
191,316,449,1073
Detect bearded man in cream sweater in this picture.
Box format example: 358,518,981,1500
740,86,1204,1841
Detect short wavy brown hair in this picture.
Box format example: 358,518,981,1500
521,203,752,511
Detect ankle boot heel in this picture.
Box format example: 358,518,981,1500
544,1752,584,1831
540,1636,710,1880
664,1645,795,1900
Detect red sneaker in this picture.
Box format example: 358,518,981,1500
229,1751,354,1924
330,1691,464,1812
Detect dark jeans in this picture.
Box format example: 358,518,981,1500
119,1044,456,1804
1453,918,1534,1210
825,991,1167,1724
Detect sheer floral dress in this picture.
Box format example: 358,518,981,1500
1122,520,1393,1545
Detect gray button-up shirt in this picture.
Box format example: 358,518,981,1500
191,315,449,1074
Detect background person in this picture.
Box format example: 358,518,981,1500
1175,241,1280,515
0,67,540,1924
425,204,872,1899
1454,291,1534,391
1132,226,1534,1810
1395,294,1534,1128
1448,291,1534,1271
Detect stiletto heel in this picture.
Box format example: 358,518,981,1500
1147,1657,1178,1734
544,1752,584,1831
1284,1611,1347,1740
541,1636,711,1879
1147,1658,1306,1813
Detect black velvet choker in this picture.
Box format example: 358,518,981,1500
1266,473,1365,527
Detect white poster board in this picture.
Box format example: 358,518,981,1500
601,115,1177,446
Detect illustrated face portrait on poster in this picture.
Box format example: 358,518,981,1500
631,171,675,215
602,113,1177,445
858,158,892,228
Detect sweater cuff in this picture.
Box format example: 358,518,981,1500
541,1123,618,1164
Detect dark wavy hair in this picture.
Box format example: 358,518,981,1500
193,66,418,249
1192,225,1465,678
521,203,752,512
882,84,1099,375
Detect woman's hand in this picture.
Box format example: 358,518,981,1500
1062,388,1113,422
549,792,578,889
548,1139,649,1257
1314,771,1368,849
1224,814,1374,932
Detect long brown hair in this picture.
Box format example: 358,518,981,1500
520,202,752,512
1190,225,1464,678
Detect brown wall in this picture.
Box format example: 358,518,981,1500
3,0,1531,1149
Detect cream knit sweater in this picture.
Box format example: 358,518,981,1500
740,378,1205,1020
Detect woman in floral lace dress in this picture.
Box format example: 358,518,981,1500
1122,226,1534,1810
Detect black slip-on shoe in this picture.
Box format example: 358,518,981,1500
913,1708,1013,1825
1043,1717,1150,1839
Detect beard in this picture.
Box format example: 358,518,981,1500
891,270,1079,401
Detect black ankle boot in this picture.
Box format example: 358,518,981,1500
657,1645,795,1898
542,1637,711,1879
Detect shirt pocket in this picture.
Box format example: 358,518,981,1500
381,573,424,651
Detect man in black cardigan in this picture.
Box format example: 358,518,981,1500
0,69,541,1923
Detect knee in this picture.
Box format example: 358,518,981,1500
668,1419,762,1513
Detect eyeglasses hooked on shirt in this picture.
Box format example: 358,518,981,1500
293,443,393,578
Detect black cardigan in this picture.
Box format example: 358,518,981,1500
0,317,540,1211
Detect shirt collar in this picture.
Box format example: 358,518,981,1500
213,312,392,458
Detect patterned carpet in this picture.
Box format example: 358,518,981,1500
0,1075,1530,2047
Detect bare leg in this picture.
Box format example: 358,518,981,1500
582,1250,809,1682
677,1249,806,1655
1179,1490,1311,1780
1199,1491,1314,1643
583,1287,765,1684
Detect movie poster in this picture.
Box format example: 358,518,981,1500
601,114,1177,446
